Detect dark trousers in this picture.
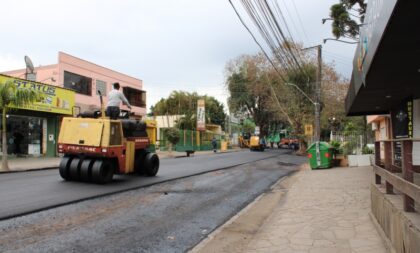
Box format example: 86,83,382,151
106,106,120,120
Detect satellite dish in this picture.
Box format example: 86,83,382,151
24,55,35,74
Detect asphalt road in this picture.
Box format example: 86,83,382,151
0,151,306,253
0,149,293,220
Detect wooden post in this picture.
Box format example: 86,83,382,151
375,174,381,184
402,140,415,212
384,141,393,194
375,141,380,166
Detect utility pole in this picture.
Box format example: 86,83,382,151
315,45,322,166
302,45,322,166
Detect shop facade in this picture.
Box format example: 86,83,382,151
3,52,146,117
345,0,420,251
0,74,75,157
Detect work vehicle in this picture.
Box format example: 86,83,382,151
249,135,265,151
57,92,159,184
279,136,300,150
238,132,251,148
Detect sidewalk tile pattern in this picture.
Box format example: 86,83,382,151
244,166,386,253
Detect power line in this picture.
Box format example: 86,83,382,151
228,0,294,125
289,0,310,43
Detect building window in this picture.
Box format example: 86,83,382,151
123,87,146,107
64,71,92,96
96,80,107,96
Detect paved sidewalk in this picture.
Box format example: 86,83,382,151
194,166,388,253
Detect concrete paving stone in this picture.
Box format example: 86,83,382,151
349,238,383,248
289,238,314,246
233,166,387,253
334,229,356,239
290,243,311,251
252,239,274,249
313,239,335,247
351,244,387,253
310,247,349,253
337,220,355,228
268,237,289,246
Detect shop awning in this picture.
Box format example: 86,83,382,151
345,0,420,116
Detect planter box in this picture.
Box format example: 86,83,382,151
348,154,373,167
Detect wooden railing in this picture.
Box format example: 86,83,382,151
374,139,420,212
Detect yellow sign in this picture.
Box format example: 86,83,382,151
0,75,75,115
304,124,313,136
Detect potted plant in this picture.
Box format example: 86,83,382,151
330,140,347,166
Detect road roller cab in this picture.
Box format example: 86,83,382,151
57,116,159,184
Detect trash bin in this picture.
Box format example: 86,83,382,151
307,142,333,169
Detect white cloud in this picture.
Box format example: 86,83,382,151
1,0,355,113
0,54,25,72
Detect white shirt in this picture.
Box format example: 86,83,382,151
107,89,131,107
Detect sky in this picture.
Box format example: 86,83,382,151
0,0,356,113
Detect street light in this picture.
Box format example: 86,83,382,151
323,38,359,44
322,18,333,24
285,81,322,166
285,83,315,105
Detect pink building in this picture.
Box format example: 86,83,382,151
3,52,146,116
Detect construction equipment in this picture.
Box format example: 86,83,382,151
57,91,159,184
249,135,265,151
238,132,251,148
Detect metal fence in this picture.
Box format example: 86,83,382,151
158,128,224,152
329,131,375,155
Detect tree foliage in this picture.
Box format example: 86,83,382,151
0,81,42,171
226,53,277,136
164,127,180,146
150,91,226,130
329,0,367,39
225,48,355,138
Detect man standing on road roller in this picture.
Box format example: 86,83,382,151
106,82,132,119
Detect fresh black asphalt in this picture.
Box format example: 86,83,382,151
0,150,307,253
0,149,293,220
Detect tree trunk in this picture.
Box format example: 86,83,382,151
1,109,9,171
168,143,173,157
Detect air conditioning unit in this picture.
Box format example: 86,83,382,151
372,122,378,131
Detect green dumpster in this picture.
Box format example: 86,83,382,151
307,142,333,169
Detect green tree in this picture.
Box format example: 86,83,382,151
226,54,281,136
151,91,226,130
329,0,367,39
164,127,180,153
0,81,41,171
225,48,351,140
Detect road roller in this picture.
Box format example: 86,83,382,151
57,93,159,184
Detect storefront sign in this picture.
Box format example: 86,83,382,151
0,75,75,115
353,0,397,91
197,99,205,131
391,100,413,139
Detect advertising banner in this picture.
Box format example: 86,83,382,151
197,99,205,131
391,100,413,139
0,75,75,115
